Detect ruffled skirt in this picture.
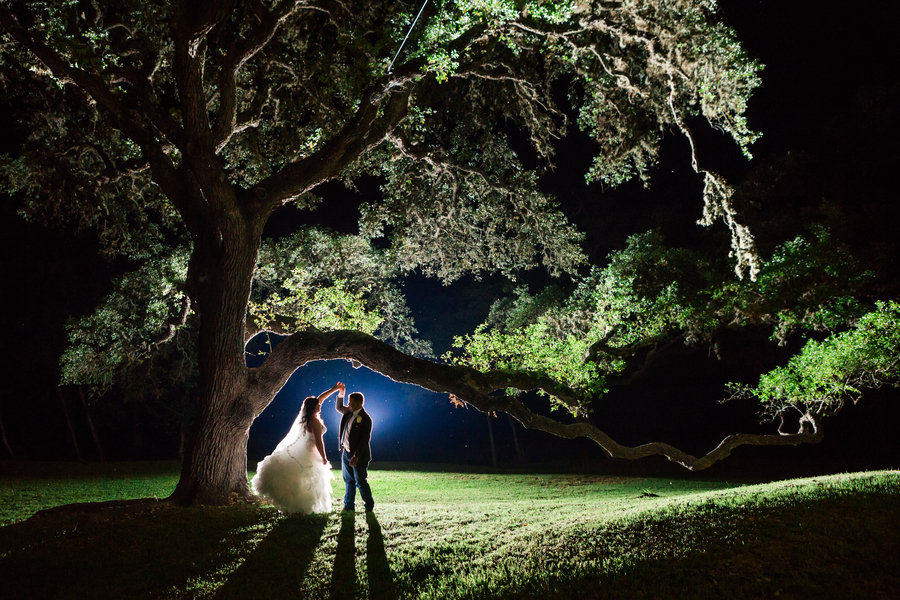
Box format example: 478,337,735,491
251,445,333,514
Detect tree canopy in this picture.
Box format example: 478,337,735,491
2,0,895,502
2,0,760,266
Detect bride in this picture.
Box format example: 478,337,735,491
251,382,344,513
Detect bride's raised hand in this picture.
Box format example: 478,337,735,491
336,381,345,395
319,382,343,404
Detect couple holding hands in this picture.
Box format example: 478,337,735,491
251,382,375,514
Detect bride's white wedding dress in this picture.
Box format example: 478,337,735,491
251,418,334,514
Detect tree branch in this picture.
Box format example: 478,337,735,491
211,0,299,150
0,7,144,138
0,6,205,234
495,398,823,472
243,12,516,209
175,0,238,42
171,2,251,224
246,329,824,471
105,63,188,150
172,5,214,146
248,328,583,414
251,87,411,207
387,130,527,196
151,296,193,350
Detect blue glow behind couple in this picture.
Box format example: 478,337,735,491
250,382,374,514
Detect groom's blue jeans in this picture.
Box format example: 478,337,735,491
341,451,374,511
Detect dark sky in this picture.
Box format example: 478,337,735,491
1,1,899,475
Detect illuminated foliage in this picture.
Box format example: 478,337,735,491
60,250,190,392
252,228,433,356
0,0,766,392
62,227,434,392
0,0,765,275
450,228,873,416
250,277,382,336
732,301,900,420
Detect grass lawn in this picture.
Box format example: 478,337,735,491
0,462,898,599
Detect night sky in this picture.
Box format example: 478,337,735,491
1,1,899,477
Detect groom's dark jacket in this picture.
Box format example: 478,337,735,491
338,408,372,464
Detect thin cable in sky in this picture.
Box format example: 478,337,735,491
388,0,429,73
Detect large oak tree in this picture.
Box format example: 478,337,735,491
5,0,892,505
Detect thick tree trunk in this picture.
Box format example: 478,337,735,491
170,218,269,505
172,397,255,504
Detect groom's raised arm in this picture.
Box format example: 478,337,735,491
335,383,350,414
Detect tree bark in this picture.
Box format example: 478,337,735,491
170,215,264,505
171,398,255,504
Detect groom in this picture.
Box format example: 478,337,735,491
335,383,375,512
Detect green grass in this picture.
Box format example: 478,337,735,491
1,463,898,599
0,461,180,526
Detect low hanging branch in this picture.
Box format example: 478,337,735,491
251,329,824,472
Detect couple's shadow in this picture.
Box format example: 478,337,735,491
212,512,327,599
213,510,395,599
331,511,397,600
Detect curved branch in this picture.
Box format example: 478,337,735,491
0,6,204,234
211,0,299,149
172,11,213,145
251,87,411,207
247,329,824,471
152,296,192,349
247,328,582,414
495,398,823,472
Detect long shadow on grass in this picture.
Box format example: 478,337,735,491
329,511,357,600
366,512,397,600
213,512,328,599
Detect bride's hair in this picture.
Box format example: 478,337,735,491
298,396,319,432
